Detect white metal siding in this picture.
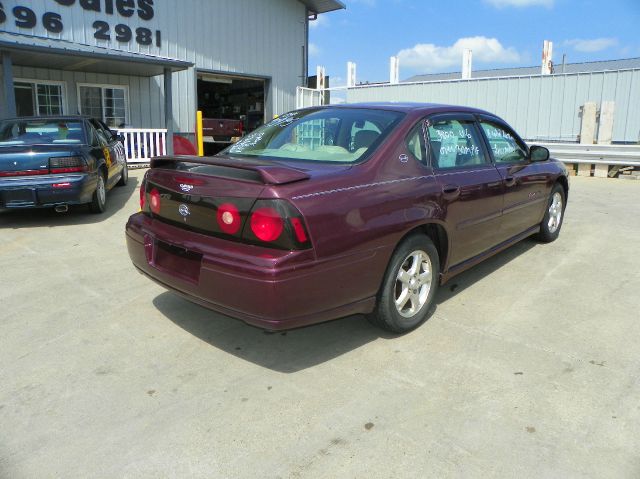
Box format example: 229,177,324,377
1,0,307,131
347,70,640,143
10,65,165,128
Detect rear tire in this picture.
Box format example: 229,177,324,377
89,172,107,214
116,162,128,187
536,183,565,243
368,234,439,334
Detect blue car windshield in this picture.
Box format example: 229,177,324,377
0,120,85,146
224,108,404,164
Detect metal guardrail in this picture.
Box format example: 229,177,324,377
526,142,640,166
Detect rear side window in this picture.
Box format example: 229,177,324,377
406,124,425,163
480,121,528,163
426,119,487,169
226,108,404,164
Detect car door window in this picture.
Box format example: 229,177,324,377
426,119,487,169
480,121,528,163
94,126,110,147
87,124,102,147
406,123,425,163
97,120,117,143
350,120,381,152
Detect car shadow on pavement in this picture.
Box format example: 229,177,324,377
154,237,540,373
0,177,138,228
153,291,391,373
434,238,538,305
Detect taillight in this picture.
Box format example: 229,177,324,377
140,181,146,210
49,156,87,174
216,202,241,234
290,217,308,243
0,169,49,177
242,200,311,249
149,188,161,214
250,207,284,242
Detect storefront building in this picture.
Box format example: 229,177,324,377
0,0,344,152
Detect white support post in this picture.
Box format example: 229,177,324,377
598,101,615,145
594,101,616,178
163,67,174,156
462,49,472,80
389,57,399,84
316,65,326,90
578,102,597,176
541,40,553,75
2,51,16,118
347,61,357,88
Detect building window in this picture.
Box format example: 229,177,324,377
78,84,129,128
14,80,66,117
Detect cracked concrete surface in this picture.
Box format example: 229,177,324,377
1,171,639,478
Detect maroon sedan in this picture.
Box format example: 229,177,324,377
126,103,568,333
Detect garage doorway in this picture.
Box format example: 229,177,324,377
197,72,265,155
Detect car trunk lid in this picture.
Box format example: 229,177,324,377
0,145,81,176
144,155,349,248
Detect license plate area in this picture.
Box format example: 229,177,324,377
154,240,202,284
3,188,36,206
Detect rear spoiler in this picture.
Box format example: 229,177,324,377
150,155,310,185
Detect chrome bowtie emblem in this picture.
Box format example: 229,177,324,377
179,183,194,192
178,204,190,218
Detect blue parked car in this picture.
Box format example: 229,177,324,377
0,116,128,213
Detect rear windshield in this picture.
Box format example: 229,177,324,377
225,108,404,163
0,120,85,147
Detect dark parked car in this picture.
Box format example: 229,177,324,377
126,103,568,333
0,116,128,213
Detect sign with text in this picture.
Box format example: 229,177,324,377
0,0,162,48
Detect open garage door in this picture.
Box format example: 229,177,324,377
197,72,265,155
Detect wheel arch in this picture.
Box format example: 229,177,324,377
556,175,569,201
395,222,450,275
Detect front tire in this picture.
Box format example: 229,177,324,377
368,235,439,334
537,183,565,243
89,173,107,214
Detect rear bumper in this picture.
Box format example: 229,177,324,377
0,173,94,208
125,213,383,330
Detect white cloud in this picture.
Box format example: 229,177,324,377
397,37,521,73
309,14,330,29
485,0,553,7
564,38,619,53
308,43,321,57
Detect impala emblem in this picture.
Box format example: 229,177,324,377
178,204,190,218
179,183,194,192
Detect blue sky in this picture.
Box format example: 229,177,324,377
309,0,640,85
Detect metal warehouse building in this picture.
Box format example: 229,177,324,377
346,58,640,144
0,0,344,155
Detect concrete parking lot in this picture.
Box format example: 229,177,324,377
1,169,639,479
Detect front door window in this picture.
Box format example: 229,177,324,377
426,118,488,169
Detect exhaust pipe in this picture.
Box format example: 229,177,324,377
54,205,69,213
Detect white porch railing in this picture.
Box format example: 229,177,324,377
296,86,349,109
296,87,324,109
115,128,167,164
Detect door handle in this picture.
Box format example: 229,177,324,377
504,175,516,187
442,185,460,200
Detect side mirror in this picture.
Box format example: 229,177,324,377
530,145,550,162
